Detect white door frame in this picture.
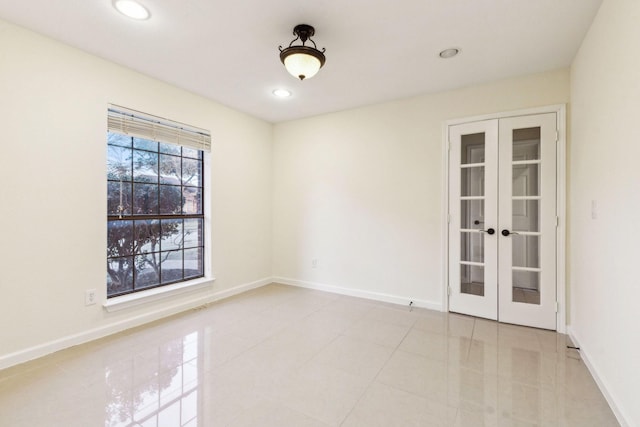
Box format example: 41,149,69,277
441,104,567,333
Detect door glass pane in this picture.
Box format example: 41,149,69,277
461,200,484,229
513,270,540,305
513,127,540,161
461,232,484,263
461,167,484,197
513,164,539,196
512,235,540,269
512,200,539,232
461,265,484,296
461,133,485,164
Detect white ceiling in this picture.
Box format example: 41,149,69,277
0,0,602,123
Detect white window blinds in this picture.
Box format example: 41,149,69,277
107,105,211,152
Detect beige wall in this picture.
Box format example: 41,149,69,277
0,20,273,365
570,0,640,425
273,69,570,307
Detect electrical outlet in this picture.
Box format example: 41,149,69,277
85,289,97,306
311,258,318,268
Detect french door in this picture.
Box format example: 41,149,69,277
448,113,557,330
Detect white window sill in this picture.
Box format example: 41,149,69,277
103,277,215,313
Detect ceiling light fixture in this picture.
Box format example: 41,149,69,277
439,48,460,59
272,89,292,98
279,24,326,81
113,0,150,20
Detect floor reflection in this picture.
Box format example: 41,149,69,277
105,331,201,427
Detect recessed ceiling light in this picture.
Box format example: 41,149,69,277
439,48,460,59
113,0,150,20
272,89,292,98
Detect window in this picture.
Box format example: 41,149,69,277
106,107,210,298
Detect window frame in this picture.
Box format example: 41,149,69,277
106,121,208,299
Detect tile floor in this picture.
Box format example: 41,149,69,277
0,284,619,426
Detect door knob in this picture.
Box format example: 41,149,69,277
501,229,519,236
481,228,495,235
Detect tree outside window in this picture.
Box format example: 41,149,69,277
107,132,204,298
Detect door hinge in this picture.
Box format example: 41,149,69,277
555,301,559,313
447,214,451,224
447,287,452,296
555,216,559,227
555,131,559,143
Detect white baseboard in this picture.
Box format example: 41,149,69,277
567,327,631,427
0,277,272,371
273,276,442,312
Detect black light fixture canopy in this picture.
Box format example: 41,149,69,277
279,24,326,80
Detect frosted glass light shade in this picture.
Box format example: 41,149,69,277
284,53,321,80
